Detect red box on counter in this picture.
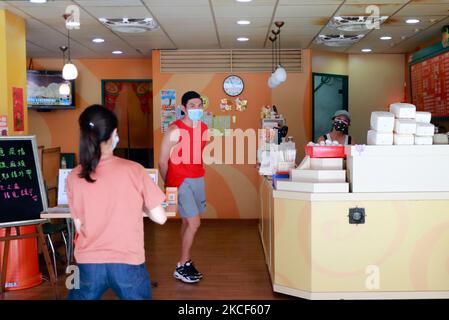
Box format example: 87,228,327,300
304,145,345,158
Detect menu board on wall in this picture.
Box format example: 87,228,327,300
411,51,449,117
0,136,48,223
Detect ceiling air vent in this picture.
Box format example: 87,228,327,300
329,16,388,32
99,18,159,33
317,34,365,47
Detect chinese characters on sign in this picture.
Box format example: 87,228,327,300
411,51,449,117
0,146,37,202
13,87,25,132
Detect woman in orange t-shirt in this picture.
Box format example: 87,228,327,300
67,104,167,300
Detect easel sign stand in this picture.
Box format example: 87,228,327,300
0,219,58,299
0,136,58,299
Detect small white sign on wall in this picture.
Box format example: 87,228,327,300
57,169,72,206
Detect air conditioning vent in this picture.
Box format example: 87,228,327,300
329,16,388,32
160,49,303,73
99,18,159,33
317,34,365,47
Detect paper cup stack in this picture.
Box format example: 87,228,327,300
367,103,434,145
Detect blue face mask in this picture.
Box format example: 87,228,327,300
187,109,204,122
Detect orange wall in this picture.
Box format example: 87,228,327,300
28,58,152,157
152,50,311,219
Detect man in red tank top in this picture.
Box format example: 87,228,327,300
159,91,208,283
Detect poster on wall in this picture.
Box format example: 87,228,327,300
0,116,8,136
160,89,177,133
213,115,231,136
13,87,24,132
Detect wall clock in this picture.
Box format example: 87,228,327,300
223,75,244,97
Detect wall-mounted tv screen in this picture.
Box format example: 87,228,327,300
27,70,76,110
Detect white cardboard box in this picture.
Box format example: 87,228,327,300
310,158,344,170
393,133,414,145
346,145,449,192
415,112,431,123
275,180,349,193
389,103,416,119
415,122,435,136
367,130,393,145
394,119,417,135
370,112,395,132
291,169,346,183
414,135,433,145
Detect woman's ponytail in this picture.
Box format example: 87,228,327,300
78,105,118,183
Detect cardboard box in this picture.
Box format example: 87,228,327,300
275,180,349,193
291,169,346,183
310,158,344,170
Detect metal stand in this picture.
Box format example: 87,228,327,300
0,219,58,299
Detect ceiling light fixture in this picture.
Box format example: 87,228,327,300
30,0,47,3
406,19,420,24
92,38,105,43
380,36,392,40
62,15,78,80
361,48,372,53
237,37,249,42
112,50,123,55
237,20,251,25
236,0,253,2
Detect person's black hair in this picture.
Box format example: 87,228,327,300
78,104,118,183
181,91,202,106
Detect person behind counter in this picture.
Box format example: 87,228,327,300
67,104,167,300
317,110,356,145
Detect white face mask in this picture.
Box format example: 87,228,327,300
112,132,119,150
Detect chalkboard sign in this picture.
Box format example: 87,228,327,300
0,136,48,223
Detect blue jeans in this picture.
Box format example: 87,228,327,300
67,263,152,300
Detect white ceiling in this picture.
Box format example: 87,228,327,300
0,0,448,58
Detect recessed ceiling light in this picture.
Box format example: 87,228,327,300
112,50,123,55
237,20,251,25
380,36,392,40
236,0,253,2
29,0,47,3
361,48,372,53
92,38,105,43
406,19,420,24
237,37,249,42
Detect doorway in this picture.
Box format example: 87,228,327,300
101,80,153,168
312,73,349,142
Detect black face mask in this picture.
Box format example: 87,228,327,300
333,120,349,133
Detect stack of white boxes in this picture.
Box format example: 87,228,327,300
367,103,434,145
275,156,349,193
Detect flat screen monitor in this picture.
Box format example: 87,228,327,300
27,70,76,110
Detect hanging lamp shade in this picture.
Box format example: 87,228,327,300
62,62,78,80
274,65,287,83
59,83,71,95
268,73,280,89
